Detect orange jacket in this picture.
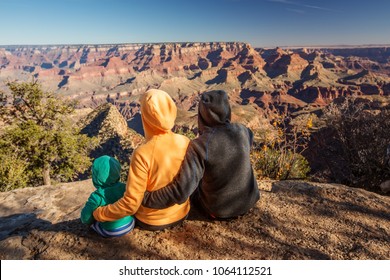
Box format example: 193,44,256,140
93,89,190,226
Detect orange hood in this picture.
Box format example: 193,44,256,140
140,89,177,140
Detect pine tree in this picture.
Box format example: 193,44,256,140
0,80,98,191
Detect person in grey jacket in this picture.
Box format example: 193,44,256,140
142,90,260,219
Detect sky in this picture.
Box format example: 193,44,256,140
0,0,389,47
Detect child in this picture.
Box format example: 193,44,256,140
93,89,190,231
80,155,134,237
142,90,260,219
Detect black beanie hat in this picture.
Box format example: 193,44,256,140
198,90,231,133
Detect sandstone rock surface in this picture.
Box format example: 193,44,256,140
0,180,389,260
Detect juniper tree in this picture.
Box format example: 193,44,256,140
0,80,97,190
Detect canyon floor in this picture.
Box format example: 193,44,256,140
0,179,389,260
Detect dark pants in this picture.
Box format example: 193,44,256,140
191,189,240,221
135,215,188,231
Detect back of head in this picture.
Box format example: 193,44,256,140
92,155,121,189
198,90,231,133
140,89,177,140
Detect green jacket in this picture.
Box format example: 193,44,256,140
80,156,133,230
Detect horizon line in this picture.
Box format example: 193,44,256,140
1,41,390,49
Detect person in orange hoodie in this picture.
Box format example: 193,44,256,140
93,89,190,230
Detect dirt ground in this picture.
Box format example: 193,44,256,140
0,179,389,260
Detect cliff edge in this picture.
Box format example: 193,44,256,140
0,180,389,260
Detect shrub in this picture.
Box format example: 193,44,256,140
174,126,197,140
0,149,29,192
0,80,98,190
251,113,312,180
322,97,390,190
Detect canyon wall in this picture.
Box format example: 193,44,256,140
1,42,389,129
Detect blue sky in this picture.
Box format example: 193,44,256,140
0,0,389,47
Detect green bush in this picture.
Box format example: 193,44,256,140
0,80,98,190
174,126,197,140
0,150,29,192
251,148,310,180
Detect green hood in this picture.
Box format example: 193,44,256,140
92,156,121,189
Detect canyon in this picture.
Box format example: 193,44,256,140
1,42,389,132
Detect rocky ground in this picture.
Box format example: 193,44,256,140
0,179,389,260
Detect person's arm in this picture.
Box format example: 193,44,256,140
80,194,102,225
142,141,205,209
93,149,148,222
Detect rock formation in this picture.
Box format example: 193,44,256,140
79,103,144,165
1,43,389,132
